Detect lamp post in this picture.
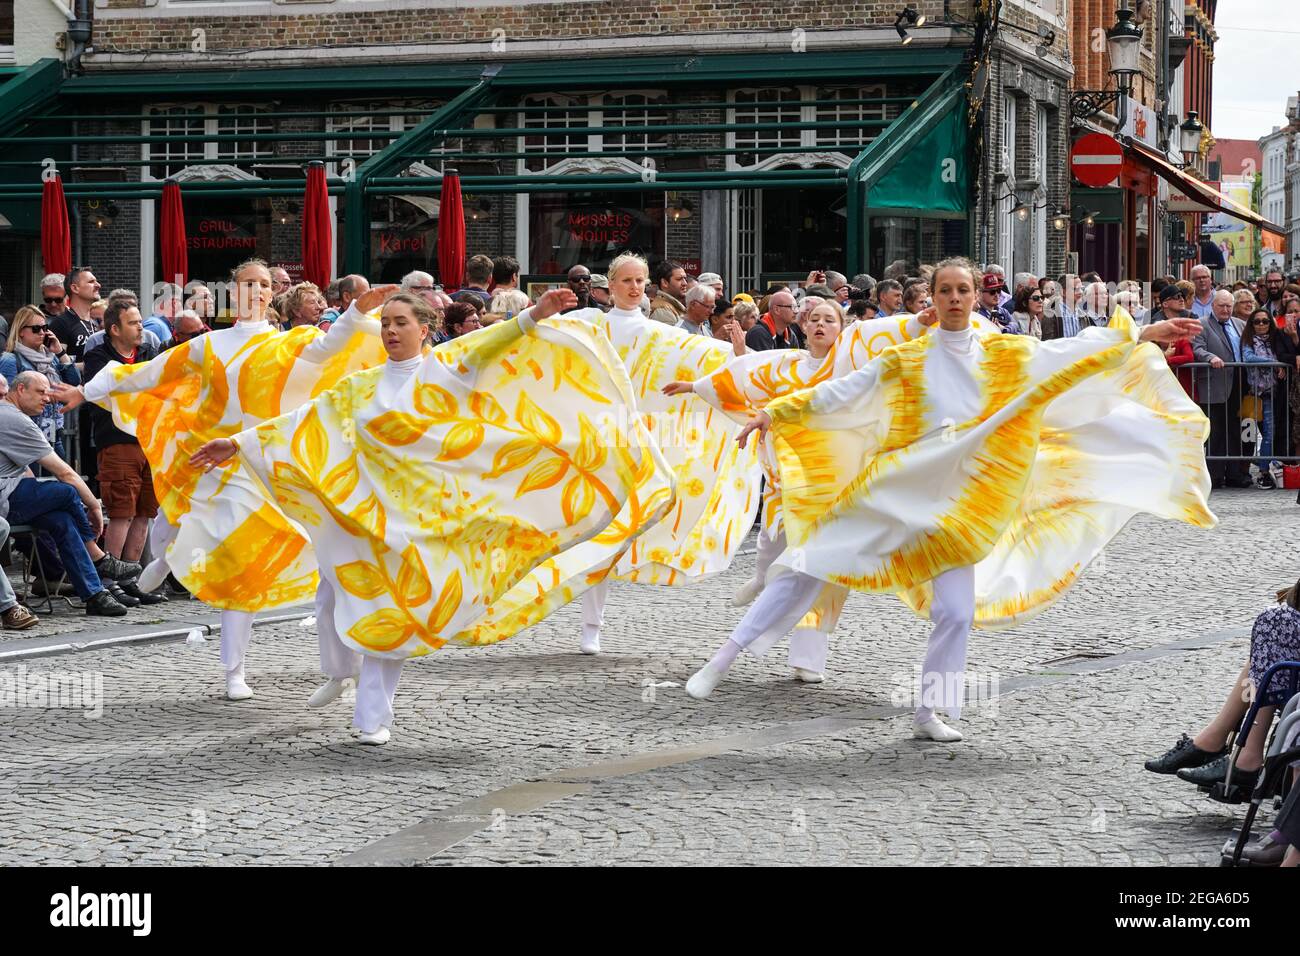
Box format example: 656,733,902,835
1069,8,1146,126
1178,111,1204,168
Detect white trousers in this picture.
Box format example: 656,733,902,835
315,578,361,679
582,579,610,638
354,656,404,734
219,610,254,673
916,565,975,722
148,513,178,567
728,571,825,653
314,577,403,733
752,526,833,673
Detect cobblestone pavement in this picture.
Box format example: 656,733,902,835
0,488,1292,865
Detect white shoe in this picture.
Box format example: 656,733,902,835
357,726,390,745
225,668,254,701
913,716,963,742
731,577,763,607
137,558,169,594
685,664,727,700
579,630,601,655
792,667,825,683
307,677,355,708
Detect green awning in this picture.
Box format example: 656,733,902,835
868,101,968,212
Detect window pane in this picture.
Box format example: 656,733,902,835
520,94,589,172
528,191,665,275
869,216,918,279
731,88,801,166
148,106,206,179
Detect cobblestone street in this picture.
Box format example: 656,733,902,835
0,488,1292,865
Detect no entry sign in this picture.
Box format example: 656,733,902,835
1070,133,1124,188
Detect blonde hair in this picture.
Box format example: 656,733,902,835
608,252,649,281
7,305,46,352
489,287,529,316
282,282,324,325
230,257,270,283
807,299,845,325
931,256,980,287
89,298,109,313
383,292,444,336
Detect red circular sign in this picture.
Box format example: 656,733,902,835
1070,132,1124,188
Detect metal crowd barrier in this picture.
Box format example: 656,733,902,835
1178,361,1297,465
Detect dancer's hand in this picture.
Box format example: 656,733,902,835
916,306,939,327
1140,317,1201,345
532,288,578,320
727,321,746,356
662,381,694,396
190,438,238,471
736,411,771,449
51,383,83,410
355,284,400,314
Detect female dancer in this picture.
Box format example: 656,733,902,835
57,258,390,700
686,257,1216,742
189,288,673,743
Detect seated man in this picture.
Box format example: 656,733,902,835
0,371,137,616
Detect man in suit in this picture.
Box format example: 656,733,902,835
1192,288,1251,488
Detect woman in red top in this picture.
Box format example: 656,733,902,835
1164,335,1196,401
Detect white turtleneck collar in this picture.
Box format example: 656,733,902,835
604,305,645,321
935,323,977,355
384,353,423,375
232,317,272,334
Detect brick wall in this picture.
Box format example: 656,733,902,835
78,119,144,295
92,1,958,56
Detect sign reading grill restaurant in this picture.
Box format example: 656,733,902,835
190,218,256,250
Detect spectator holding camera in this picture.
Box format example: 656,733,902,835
0,305,81,461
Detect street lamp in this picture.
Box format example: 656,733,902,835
1070,9,1146,123
1179,111,1204,166
895,6,925,45
1052,208,1069,232
1105,8,1144,94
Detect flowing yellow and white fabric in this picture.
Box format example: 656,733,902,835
689,314,989,637
765,309,1217,628
199,314,675,658
450,305,763,646
81,311,388,608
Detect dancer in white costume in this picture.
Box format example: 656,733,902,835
58,260,390,701
482,253,758,657
685,258,1216,743
191,288,591,744
664,299,850,682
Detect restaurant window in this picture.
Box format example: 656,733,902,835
869,216,965,279
598,92,669,154
146,103,272,179
729,88,802,166
813,85,893,148
520,94,591,172
528,191,665,276
328,101,445,175
153,195,271,290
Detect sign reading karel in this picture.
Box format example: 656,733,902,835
568,211,633,244
1070,133,1124,188
376,231,426,254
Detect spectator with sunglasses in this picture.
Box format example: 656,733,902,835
1010,285,1049,339
0,306,81,462
37,274,67,321
168,310,211,348
1241,307,1295,487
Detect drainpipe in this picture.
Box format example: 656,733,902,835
62,0,94,75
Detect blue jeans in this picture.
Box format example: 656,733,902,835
6,479,102,599
1253,391,1277,469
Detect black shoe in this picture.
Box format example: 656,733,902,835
164,573,190,598
85,590,128,617
105,581,140,608
29,578,77,597
1208,768,1261,804
1144,734,1226,775
1255,474,1276,490
1226,475,1254,488
1176,753,1259,789
94,553,144,582
120,580,168,605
